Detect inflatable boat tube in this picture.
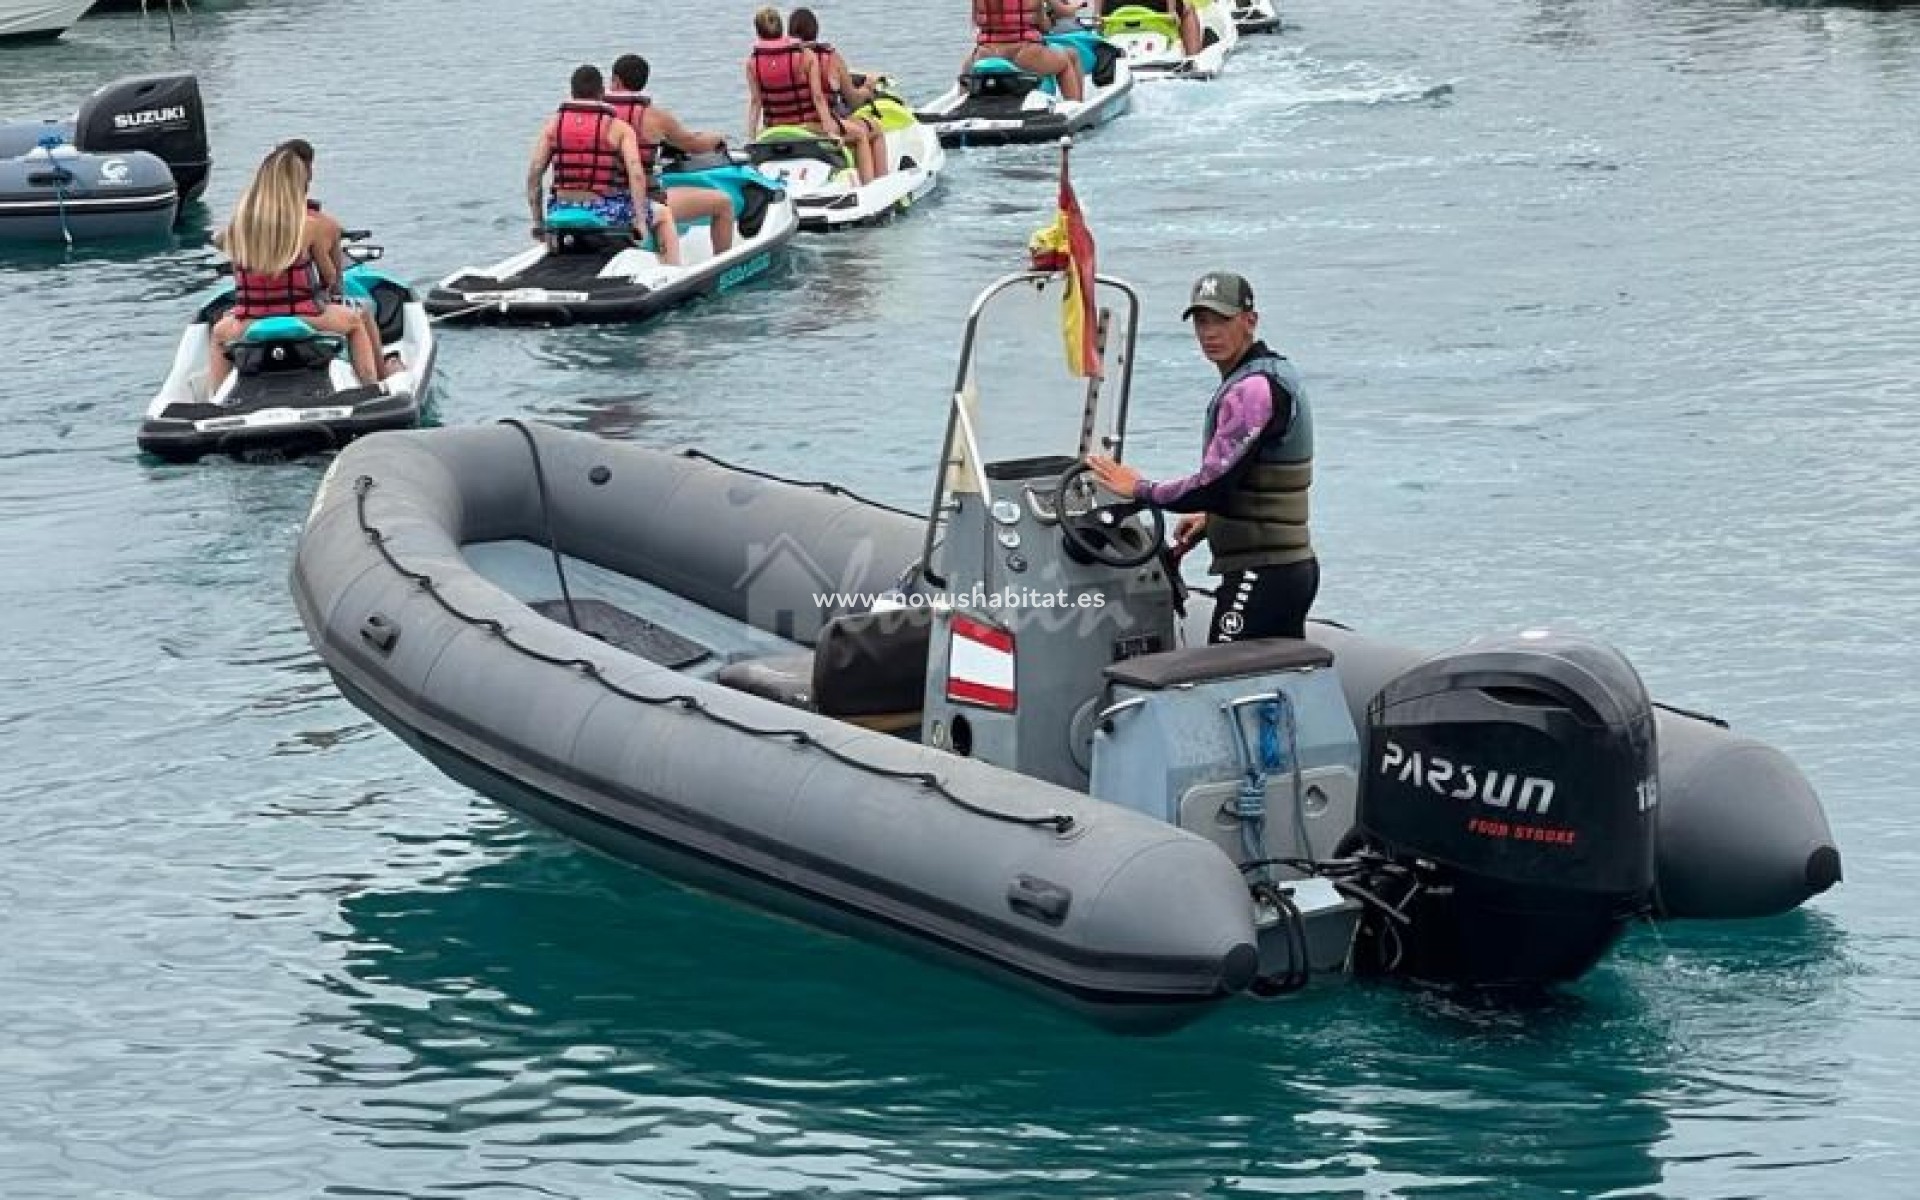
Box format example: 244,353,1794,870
292,425,1840,1028
293,424,1265,1032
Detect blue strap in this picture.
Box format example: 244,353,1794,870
1259,698,1286,773
36,133,74,247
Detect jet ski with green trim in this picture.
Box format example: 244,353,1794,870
138,232,434,464
424,153,796,326
746,88,946,231
1231,0,1280,35
1101,0,1238,80
915,30,1133,148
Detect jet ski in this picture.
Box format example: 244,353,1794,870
138,233,435,463
916,30,1133,148
424,154,798,325
746,87,946,232
1231,0,1281,35
1101,0,1239,80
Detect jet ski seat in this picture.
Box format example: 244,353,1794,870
223,316,344,372
966,59,1051,99
717,606,933,733
750,128,857,172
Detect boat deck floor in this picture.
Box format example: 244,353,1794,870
466,539,799,677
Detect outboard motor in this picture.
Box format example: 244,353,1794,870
1351,632,1658,988
74,73,211,203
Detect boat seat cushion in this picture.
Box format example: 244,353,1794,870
717,653,818,709
811,606,933,717
717,606,932,723
1103,638,1333,691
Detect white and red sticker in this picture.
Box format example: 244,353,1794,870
946,614,1016,712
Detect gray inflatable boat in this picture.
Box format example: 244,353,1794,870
291,272,1840,1029
0,73,210,246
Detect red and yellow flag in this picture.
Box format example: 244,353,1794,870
1058,167,1101,379
1027,154,1102,379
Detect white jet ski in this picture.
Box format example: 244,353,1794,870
425,155,797,325
138,232,435,463
1100,0,1239,81
916,30,1133,147
1232,0,1281,35
746,90,946,231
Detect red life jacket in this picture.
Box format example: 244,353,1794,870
549,101,628,197
233,255,324,320
801,41,848,106
977,0,1040,44
751,40,816,128
604,91,661,178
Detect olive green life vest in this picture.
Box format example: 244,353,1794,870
1201,347,1314,573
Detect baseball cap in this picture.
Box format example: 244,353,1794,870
1182,271,1255,320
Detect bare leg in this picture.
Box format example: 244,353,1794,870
645,197,682,266
1180,2,1203,56
848,126,878,185
311,306,380,386
355,306,401,377
856,117,890,179
666,187,734,255
207,313,243,397
1016,44,1084,102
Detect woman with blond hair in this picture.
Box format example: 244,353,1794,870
208,147,381,396
745,6,879,185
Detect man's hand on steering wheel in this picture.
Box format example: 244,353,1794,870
1085,453,1143,499
1056,461,1166,570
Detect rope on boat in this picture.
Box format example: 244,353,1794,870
348,468,1076,836
676,448,922,520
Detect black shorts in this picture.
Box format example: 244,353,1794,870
1209,558,1320,644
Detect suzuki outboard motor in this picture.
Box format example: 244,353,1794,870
74,73,210,203
1351,632,1658,988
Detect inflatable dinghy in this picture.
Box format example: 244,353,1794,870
1101,0,1239,80
747,92,946,231
424,155,796,325
292,270,1839,1030
139,233,435,463
1231,0,1281,35
0,0,89,42
916,31,1133,147
0,73,210,245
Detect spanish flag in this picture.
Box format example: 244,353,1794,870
1029,156,1102,379
1059,168,1101,379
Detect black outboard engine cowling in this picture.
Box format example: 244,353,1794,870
74,73,211,203
1351,632,1658,988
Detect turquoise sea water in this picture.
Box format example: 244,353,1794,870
2,1,1916,1195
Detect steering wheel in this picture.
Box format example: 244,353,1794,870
1054,461,1166,570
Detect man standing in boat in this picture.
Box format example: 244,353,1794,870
1086,271,1319,643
